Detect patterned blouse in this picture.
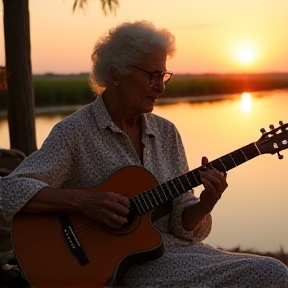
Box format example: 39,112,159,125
1,96,287,287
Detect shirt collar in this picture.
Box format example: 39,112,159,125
93,95,156,137
92,95,113,130
142,113,156,137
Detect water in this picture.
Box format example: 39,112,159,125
1,90,287,252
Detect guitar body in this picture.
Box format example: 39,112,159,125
12,166,167,288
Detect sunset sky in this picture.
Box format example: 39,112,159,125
1,0,288,74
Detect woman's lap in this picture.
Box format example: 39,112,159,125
125,243,288,287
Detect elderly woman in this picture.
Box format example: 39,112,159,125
1,20,288,287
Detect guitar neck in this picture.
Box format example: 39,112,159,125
131,142,262,215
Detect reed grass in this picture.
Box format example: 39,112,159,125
224,246,288,267
33,73,95,106
163,73,288,98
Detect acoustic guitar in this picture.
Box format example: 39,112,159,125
12,121,288,287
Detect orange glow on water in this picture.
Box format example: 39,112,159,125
241,93,251,113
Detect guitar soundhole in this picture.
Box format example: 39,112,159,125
103,212,141,236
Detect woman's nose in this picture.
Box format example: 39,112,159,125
153,78,165,93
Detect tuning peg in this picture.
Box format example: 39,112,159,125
269,124,275,130
279,120,283,125
260,128,266,134
277,152,284,160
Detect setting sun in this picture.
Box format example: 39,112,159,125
235,45,256,64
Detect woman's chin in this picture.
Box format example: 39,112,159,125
143,104,155,113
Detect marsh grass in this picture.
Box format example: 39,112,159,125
224,246,288,267
163,73,288,98
33,73,95,106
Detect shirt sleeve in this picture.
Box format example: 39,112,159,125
169,191,212,244
0,124,74,224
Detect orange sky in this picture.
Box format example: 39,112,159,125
1,0,288,74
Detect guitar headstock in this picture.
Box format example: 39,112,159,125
257,121,288,159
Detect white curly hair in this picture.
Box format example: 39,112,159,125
89,20,176,94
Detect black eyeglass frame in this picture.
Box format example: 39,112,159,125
129,65,173,84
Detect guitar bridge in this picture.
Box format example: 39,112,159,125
58,214,89,266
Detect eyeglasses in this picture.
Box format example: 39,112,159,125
129,65,173,84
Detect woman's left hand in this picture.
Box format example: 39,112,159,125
199,156,228,212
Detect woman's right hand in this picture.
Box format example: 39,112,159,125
81,191,130,228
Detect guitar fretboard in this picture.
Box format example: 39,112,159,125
130,142,261,215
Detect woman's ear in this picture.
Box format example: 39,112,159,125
108,65,120,87
109,65,119,82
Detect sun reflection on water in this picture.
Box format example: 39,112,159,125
241,92,251,113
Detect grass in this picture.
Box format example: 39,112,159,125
163,73,288,98
224,246,288,267
32,73,95,106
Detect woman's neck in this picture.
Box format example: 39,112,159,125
102,90,142,134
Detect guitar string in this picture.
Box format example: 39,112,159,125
128,151,249,215
131,156,231,213
73,220,96,234
128,168,203,215
130,163,225,214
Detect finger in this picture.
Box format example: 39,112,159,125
115,194,130,209
104,202,130,217
111,213,128,225
212,170,227,186
202,178,222,200
97,208,128,227
103,193,130,216
214,171,228,191
201,179,221,202
201,156,209,167
201,178,213,189
200,171,222,190
203,169,227,189
103,218,125,229
201,178,217,195
220,171,227,178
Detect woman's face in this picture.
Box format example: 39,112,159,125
118,49,171,115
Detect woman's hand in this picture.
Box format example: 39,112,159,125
81,191,130,228
199,156,228,213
